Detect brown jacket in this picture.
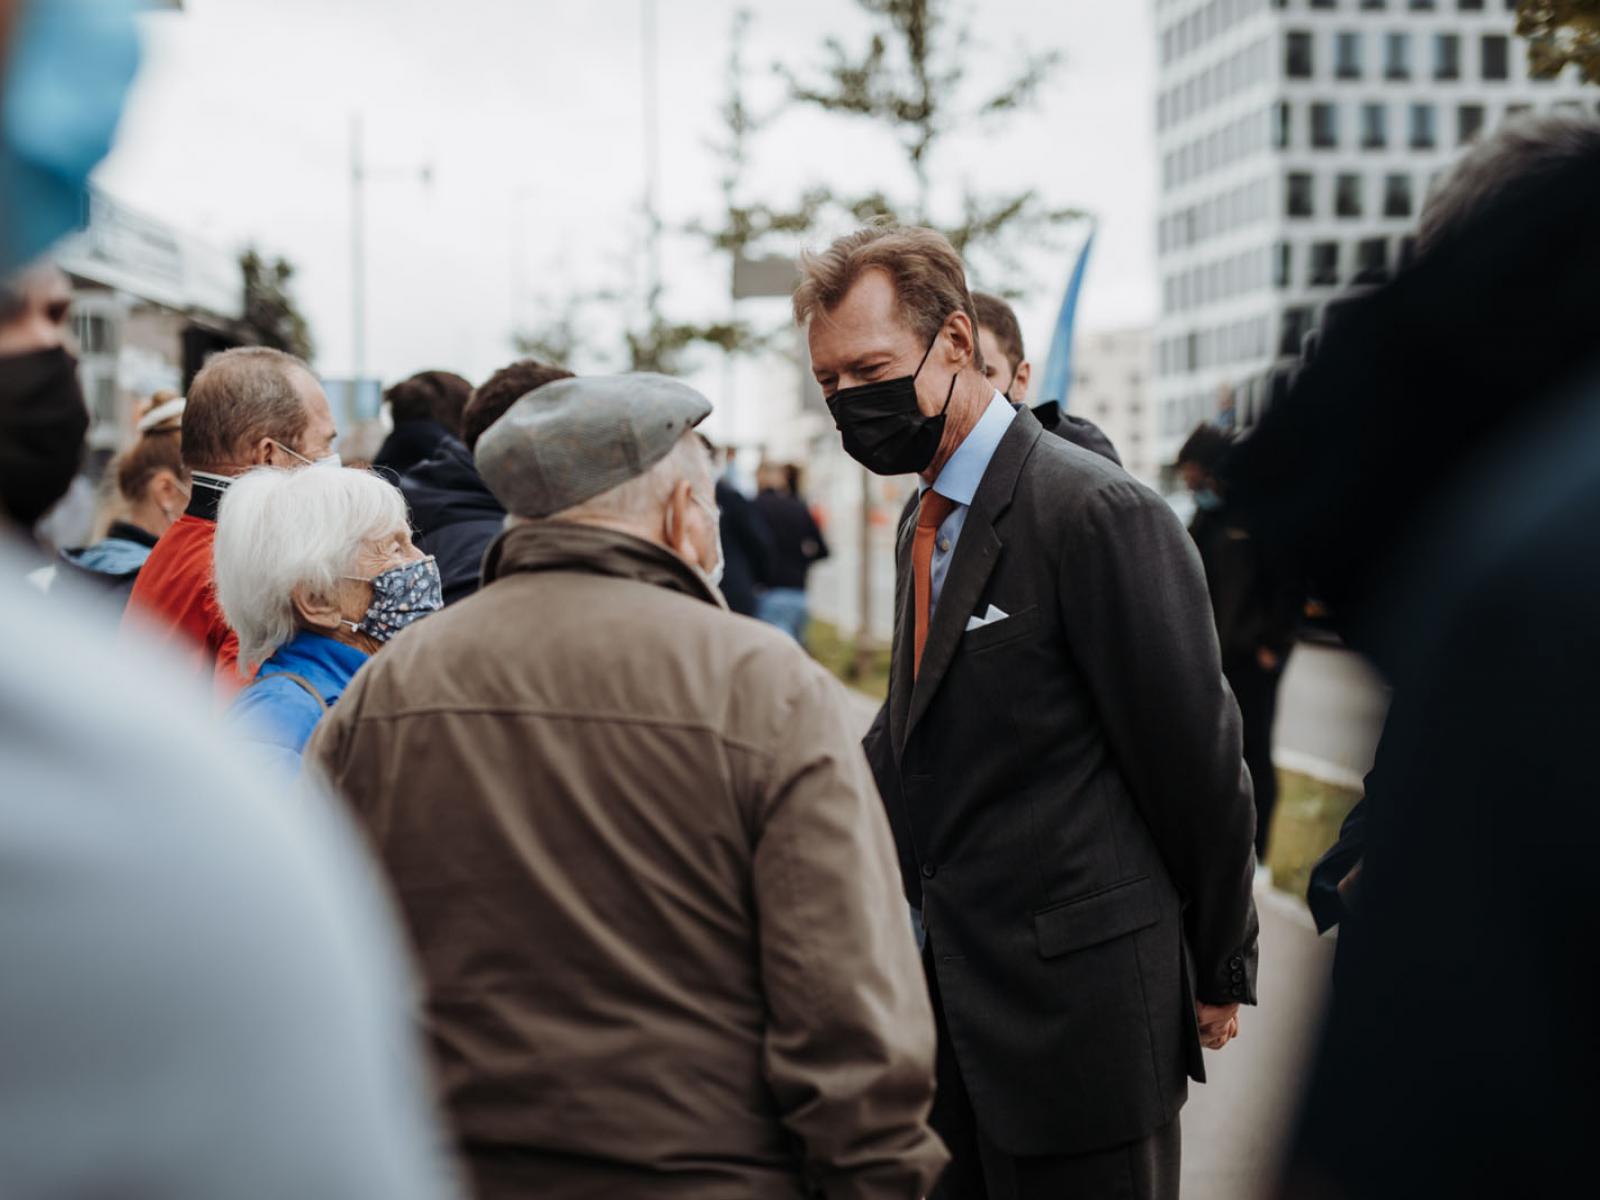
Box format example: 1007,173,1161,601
308,521,945,1200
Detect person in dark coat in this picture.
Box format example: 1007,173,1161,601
397,358,572,606
752,461,829,643
1221,114,1600,1200
800,225,1258,1200
972,290,1122,466
1176,423,1301,863
711,466,772,618
373,370,472,477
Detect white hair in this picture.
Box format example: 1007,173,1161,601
214,467,409,671
553,431,713,525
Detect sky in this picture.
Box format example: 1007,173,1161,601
96,0,1158,424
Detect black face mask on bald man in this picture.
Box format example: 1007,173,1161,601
0,345,88,528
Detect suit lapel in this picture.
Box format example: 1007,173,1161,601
903,411,1045,744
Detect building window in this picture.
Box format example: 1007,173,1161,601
1506,102,1533,120
1356,237,1388,280
1336,173,1363,216
1482,34,1509,81
1410,0,1435,8
1274,241,1293,288
1361,0,1386,7
1336,32,1363,79
1273,100,1292,148
1384,172,1413,217
1458,103,1485,144
1287,172,1315,217
1435,34,1461,80
72,313,115,356
1311,0,1337,8
1410,103,1437,149
1311,102,1340,148
1361,102,1388,148
1458,0,1483,9
1385,32,1411,80
1286,31,1314,79
1310,242,1340,286
1281,307,1314,357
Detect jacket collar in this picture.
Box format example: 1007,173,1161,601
891,407,1045,755
185,471,232,521
259,629,371,699
482,519,726,609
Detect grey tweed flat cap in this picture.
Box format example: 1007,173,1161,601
474,372,712,518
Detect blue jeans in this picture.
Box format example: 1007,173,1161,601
757,587,809,643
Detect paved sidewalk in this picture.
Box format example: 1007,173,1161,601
1180,884,1334,1200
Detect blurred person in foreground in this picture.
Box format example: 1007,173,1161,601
1217,115,1600,1199
799,225,1258,1200
124,346,338,695
0,263,84,552
0,10,459,1191
309,373,947,1200
752,460,829,643
373,369,471,477
53,392,189,600
971,290,1121,466
1176,423,1300,866
397,357,572,605
216,467,441,772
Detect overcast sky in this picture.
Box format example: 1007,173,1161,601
96,0,1157,410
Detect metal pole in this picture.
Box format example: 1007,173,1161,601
641,0,662,317
350,111,366,382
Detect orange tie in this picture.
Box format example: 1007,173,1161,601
912,490,958,678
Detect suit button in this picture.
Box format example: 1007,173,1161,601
921,863,937,879
1230,955,1244,969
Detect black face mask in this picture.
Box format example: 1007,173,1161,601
0,346,89,529
827,336,958,476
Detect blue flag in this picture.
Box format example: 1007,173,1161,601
1038,226,1096,409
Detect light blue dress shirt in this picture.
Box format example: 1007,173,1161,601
918,391,1018,615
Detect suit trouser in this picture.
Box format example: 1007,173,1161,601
1224,656,1285,862
925,952,1181,1200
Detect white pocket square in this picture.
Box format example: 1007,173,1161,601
965,604,1010,632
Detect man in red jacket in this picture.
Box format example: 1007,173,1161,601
124,347,337,697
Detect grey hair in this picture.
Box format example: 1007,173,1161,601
213,466,408,671
552,431,714,525
1420,113,1600,252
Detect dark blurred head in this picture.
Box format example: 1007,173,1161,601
384,370,472,437
1176,424,1232,492
1223,113,1600,647
973,291,1029,404
0,265,85,529
1418,113,1600,255
462,357,574,452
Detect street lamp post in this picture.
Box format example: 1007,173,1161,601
348,112,432,383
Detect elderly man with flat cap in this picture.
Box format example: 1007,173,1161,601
308,373,947,1200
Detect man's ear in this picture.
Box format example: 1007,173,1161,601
1011,360,1032,406
663,479,695,556
944,311,976,368
248,437,277,467
291,582,343,634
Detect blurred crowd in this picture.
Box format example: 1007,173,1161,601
5,4,1600,1200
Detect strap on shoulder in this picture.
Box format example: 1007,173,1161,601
253,670,329,715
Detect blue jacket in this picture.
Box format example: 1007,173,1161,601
227,631,370,772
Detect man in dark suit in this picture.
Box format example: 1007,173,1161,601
795,225,1259,1199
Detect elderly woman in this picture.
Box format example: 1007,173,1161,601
214,465,442,768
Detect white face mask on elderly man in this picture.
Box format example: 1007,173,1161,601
693,493,726,589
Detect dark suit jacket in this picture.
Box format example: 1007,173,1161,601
863,409,1259,1158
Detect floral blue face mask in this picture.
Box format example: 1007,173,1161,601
342,556,443,643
